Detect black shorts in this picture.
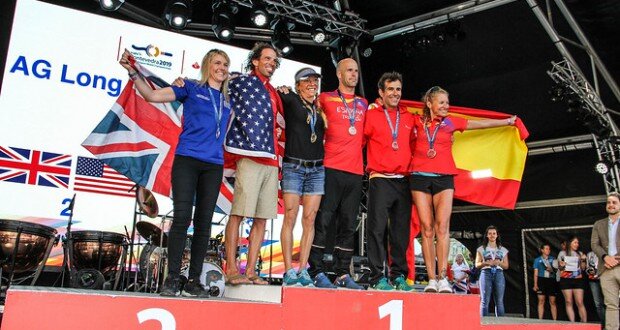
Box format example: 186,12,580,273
536,277,559,296
409,174,454,194
559,277,585,290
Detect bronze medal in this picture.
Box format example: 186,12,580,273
392,141,399,150
427,149,436,158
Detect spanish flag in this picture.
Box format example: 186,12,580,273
400,100,529,210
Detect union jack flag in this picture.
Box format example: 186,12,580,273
0,146,71,188
82,62,182,198
82,62,237,213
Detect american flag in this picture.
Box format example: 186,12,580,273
74,156,135,197
0,146,71,188
225,75,282,159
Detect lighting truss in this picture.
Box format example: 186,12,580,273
548,59,611,121
549,59,620,193
229,0,368,38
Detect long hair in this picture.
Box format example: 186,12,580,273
243,42,280,73
482,225,502,249
198,49,230,103
564,236,579,255
421,86,448,122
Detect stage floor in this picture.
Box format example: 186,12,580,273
1,285,599,330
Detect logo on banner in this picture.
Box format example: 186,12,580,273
130,44,174,70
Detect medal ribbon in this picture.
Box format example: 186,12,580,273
424,118,443,151
382,106,400,145
302,97,317,141
337,90,359,129
208,88,224,138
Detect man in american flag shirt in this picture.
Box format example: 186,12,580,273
223,42,285,285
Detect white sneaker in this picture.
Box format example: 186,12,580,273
424,279,438,293
438,278,452,293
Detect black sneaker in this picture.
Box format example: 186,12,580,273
160,275,181,297
181,279,210,298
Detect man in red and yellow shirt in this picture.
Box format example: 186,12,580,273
308,58,367,289
364,72,416,291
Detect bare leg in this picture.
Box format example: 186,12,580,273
245,218,266,278
432,189,454,279
562,289,575,322
412,191,436,279
281,193,301,271
573,289,587,322
225,215,243,275
298,195,321,270
537,295,546,319
549,295,557,320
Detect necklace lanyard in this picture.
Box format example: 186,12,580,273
424,117,443,158
337,90,359,135
301,97,318,143
208,88,223,139
382,106,400,150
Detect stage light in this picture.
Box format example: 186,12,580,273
358,33,374,58
271,19,294,56
212,0,238,41
310,20,326,44
549,83,566,102
595,161,610,174
250,1,269,27
99,0,124,11
433,29,447,45
329,36,356,67
415,35,431,50
164,0,192,30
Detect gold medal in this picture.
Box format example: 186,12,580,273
311,133,317,143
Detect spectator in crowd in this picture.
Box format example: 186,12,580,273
532,243,558,320
557,236,587,322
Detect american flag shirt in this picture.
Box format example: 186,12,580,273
224,74,279,160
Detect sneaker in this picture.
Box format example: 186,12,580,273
181,278,210,298
438,278,452,293
313,272,337,289
297,269,314,287
283,268,301,286
424,279,438,293
160,275,181,296
371,277,394,291
393,275,414,292
334,274,365,290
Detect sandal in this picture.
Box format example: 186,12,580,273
225,273,252,286
247,275,269,285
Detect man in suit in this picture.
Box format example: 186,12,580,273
591,191,620,330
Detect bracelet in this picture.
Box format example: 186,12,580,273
128,71,139,81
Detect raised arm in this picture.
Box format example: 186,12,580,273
119,49,176,103
466,115,516,130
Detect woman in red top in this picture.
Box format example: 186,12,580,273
412,86,516,293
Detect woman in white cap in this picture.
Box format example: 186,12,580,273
279,67,326,286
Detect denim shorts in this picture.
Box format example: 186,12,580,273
281,161,325,195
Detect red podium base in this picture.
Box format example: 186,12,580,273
2,286,599,329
